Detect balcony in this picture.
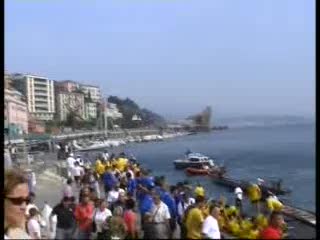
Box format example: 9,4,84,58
35,95,48,100
34,86,47,91
35,102,49,107
35,105,49,110
33,78,48,84
35,99,48,104
34,91,48,96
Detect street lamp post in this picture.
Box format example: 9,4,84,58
104,96,108,138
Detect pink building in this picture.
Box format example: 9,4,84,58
4,88,29,134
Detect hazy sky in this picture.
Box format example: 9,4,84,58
5,0,315,120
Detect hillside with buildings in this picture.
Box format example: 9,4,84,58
107,96,167,129
4,71,167,140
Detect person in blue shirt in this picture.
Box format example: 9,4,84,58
102,168,118,194
156,177,178,237
138,185,154,233
139,190,153,216
140,170,155,189
126,172,137,197
136,169,155,201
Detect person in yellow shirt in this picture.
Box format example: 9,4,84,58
115,157,128,172
185,196,206,239
95,159,105,177
247,183,262,214
266,193,283,213
95,158,101,171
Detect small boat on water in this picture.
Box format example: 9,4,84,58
174,152,214,169
186,163,227,176
185,167,210,175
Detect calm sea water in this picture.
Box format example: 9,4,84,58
88,123,315,212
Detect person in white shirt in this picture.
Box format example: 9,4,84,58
27,208,41,239
151,192,171,239
93,199,112,238
107,186,120,205
71,162,84,187
202,205,221,239
65,145,69,154
66,153,76,178
234,187,243,214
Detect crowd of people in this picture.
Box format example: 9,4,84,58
4,150,288,239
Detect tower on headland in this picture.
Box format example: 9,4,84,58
187,106,212,132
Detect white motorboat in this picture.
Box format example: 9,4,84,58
173,152,214,169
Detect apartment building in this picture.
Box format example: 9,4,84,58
84,102,97,120
12,74,55,121
56,92,85,121
80,84,101,102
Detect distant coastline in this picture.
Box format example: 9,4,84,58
213,115,314,129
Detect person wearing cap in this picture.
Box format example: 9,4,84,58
50,196,76,240
194,184,205,198
234,186,243,215
139,169,155,192
177,192,195,226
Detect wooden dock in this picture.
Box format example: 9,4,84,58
282,205,316,227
